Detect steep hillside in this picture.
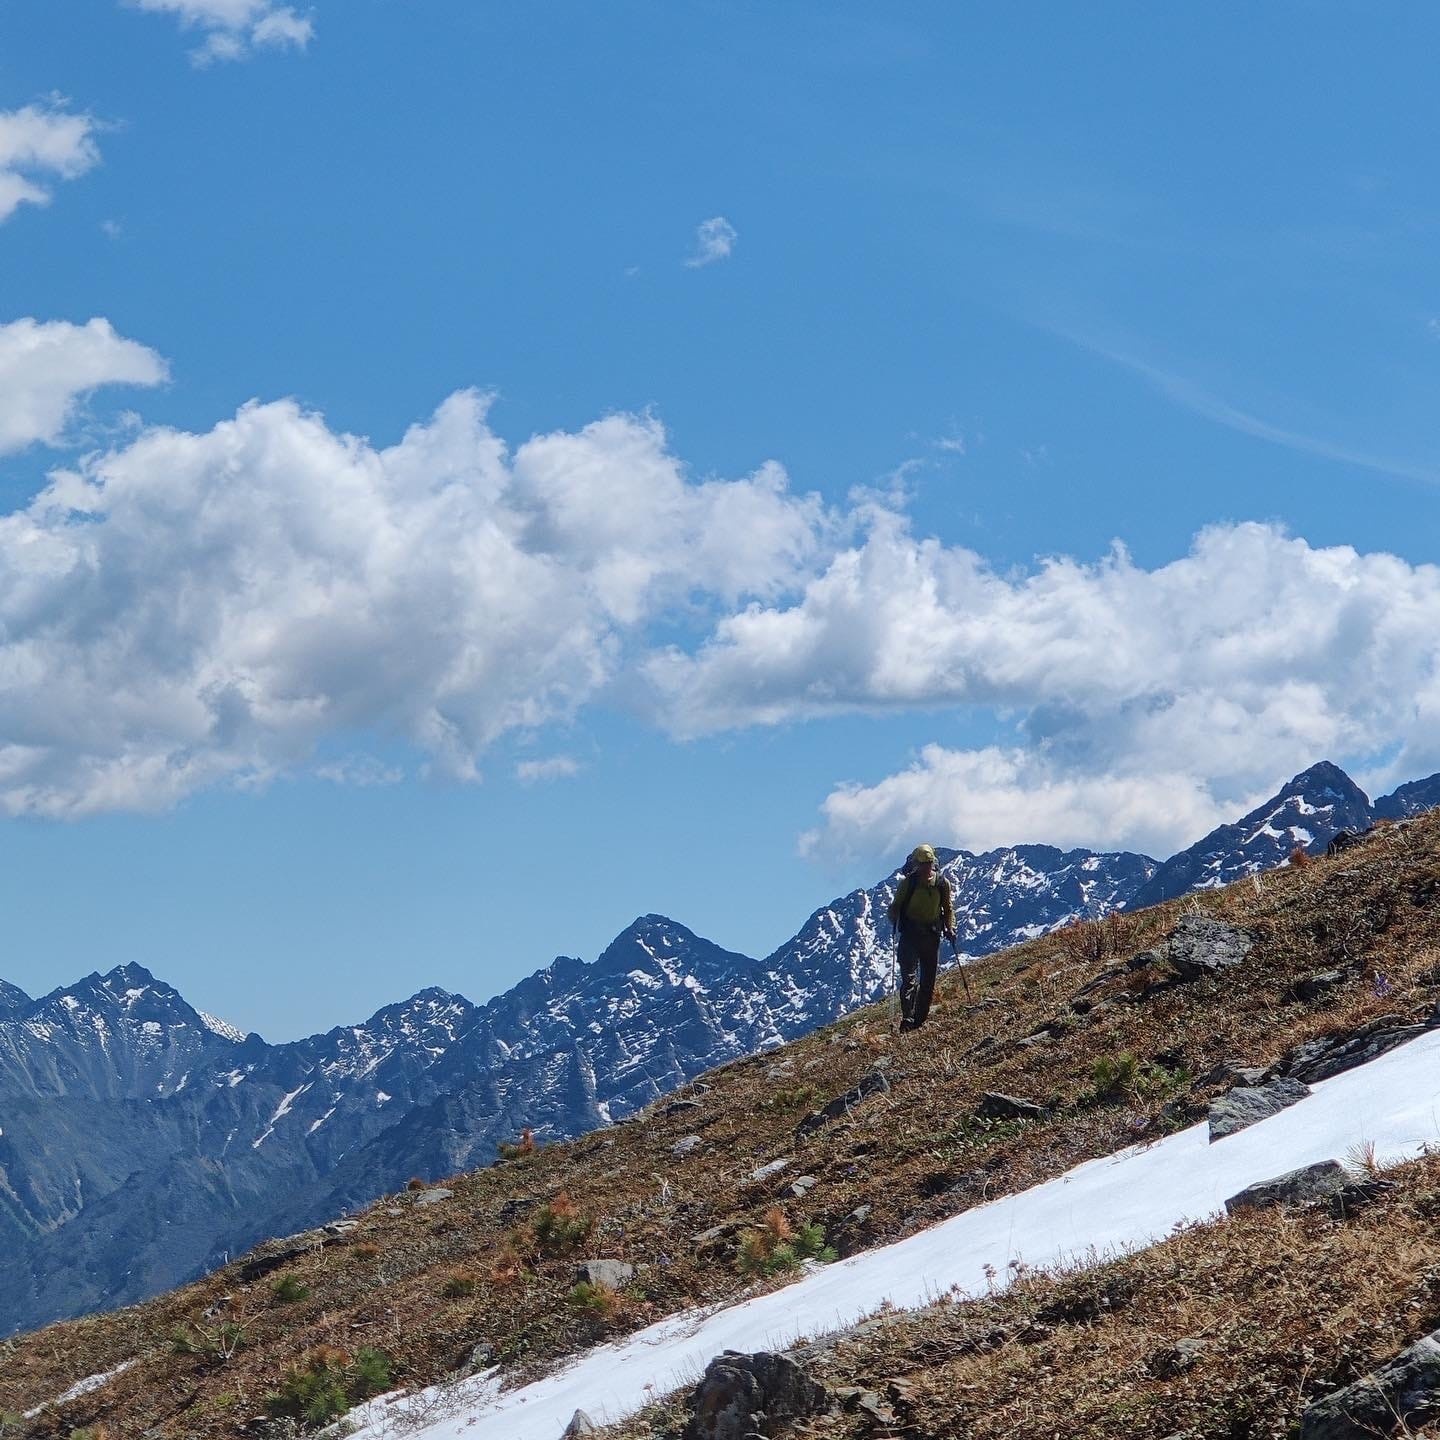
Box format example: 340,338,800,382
6,809,1440,1440
0,831,1160,1335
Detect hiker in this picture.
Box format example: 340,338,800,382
886,843,956,1030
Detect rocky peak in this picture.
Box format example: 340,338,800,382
1275,760,1371,808
1129,761,1378,909
0,978,31,1022
1374,771,1440,820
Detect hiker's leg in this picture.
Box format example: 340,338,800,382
912,931,941,1026
896,928,920,1024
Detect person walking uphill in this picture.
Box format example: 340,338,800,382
886,844,956,1031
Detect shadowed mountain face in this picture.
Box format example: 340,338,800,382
1374,771,1440,820
1,761,1434,1336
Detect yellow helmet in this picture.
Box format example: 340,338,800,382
909,844,937,867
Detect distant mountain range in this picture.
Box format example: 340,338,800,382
1,759,1434,1336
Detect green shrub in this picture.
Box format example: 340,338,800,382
1090,1051,1140,1100
266,1346,393,1430
1086,1051,1191,1107
736,1209,836,1277
350,1347,393,1397
170,1319,247,1361
530,1192,591,1254
567,1280,618,1318
271,1274,310,1304
793,1221,838,1263
760,1084,820,1112
441,1269,478,1298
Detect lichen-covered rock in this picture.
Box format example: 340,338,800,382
976,1092,1049,1123
1225,1160,1348,1215
795,1070,889,1137
1208,1078,1311,1141
1162,915,1253,982
681,1350,827,1440
1300,1329,1440,1439
576,1258,634,1289
1284,1019,1431,1084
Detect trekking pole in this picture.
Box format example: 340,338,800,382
949,934,973,1001
890,918,900,1029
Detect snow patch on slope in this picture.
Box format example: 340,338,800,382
347,1025,1440,1440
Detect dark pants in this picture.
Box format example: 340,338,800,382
897,922,940,1028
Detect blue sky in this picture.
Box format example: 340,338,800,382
2,2,1438,1040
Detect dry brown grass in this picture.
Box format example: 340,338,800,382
4,815,1440,1438
605,1151,1440,1439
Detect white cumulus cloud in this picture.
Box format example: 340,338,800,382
0,389,827,817
685,216,737,268
646,512,1440,861
802,748,1232,864
0,102,101,224
0,318,168,455
129,0,314,63
8,357,1439,855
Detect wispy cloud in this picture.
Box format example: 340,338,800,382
1059,330,1440,488
685,216,737,268
515,756,581,785
129,0,314,64
0,101,101,224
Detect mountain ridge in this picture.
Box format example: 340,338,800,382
8,800,1440,1439
0,758,1434,1336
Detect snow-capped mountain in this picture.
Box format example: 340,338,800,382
0,962,246,1103
1,759,1436,1337
0,984,479,1334
1129,761,1377,909
1374,770,1440,820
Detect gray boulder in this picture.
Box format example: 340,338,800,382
1300,1329,1440,1438
795,1070,889,1137
682,1350,827,1440
1162,915,1253,982
561,1410,601,1438
1225,1160,1348,1215
1290,969,1346,1002
1208,1078,1311,1141
576,1258,634,1289
1284,1019,1430,1084
1201,1058,1268,1088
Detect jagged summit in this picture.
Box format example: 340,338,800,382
0,978,31,1021
1375,769,1440,819
1128,759,1378,909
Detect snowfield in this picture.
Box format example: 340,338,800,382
348,1025,1440,1439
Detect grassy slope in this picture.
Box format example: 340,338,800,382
613,1150,1440,1440
4,813,1440,1439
